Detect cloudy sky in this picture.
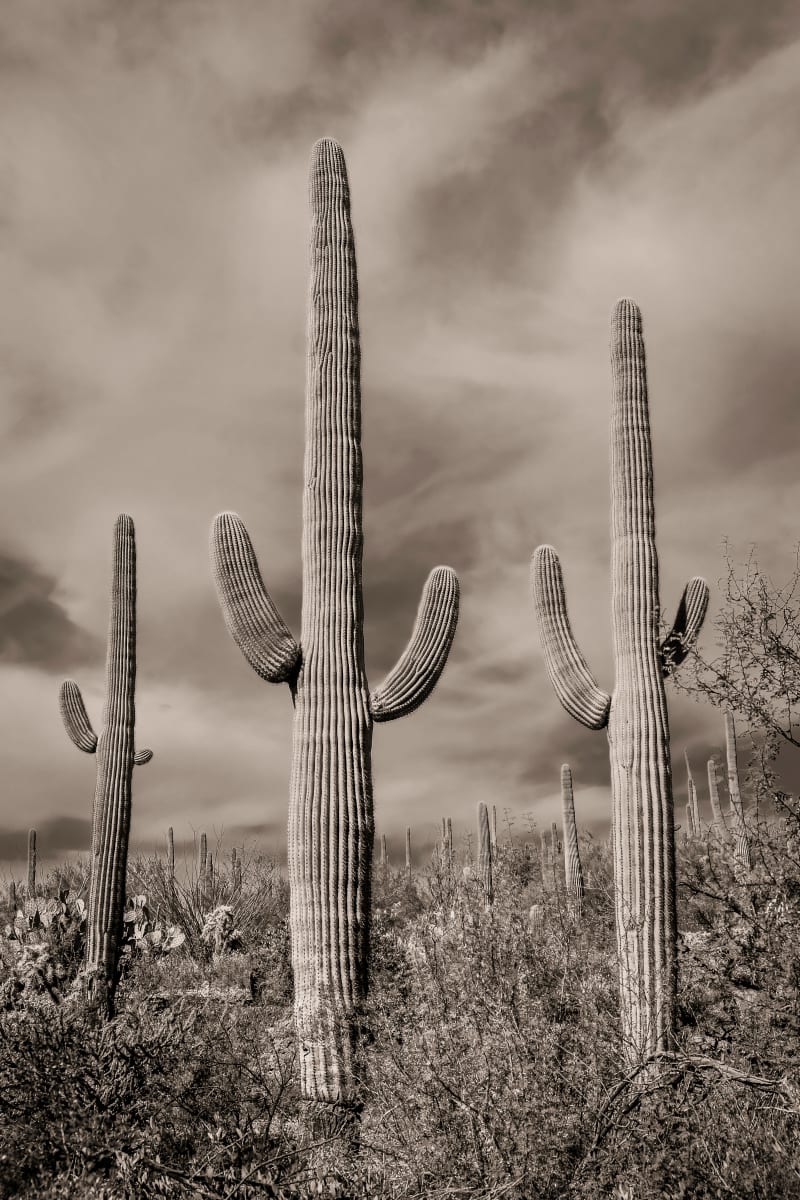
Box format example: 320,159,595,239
1,0,799,876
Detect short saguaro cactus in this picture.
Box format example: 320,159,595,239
212,139,459,1111
60,515,153,1015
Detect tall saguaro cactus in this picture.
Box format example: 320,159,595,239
59,515,153,1015
725,712,752,872
560,765,584,916
211,139,459,1109
532,300,709,1065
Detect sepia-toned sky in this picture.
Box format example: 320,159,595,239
1,0,799,876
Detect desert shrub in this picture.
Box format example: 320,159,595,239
0,996,313,1199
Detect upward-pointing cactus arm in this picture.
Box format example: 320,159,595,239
531,545,611,730
133,749,153,765
370,566,460,722
59,680,98,753
659,577,710,676
211,512,301,684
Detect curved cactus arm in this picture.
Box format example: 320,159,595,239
133,749,153,766
211,512,301,684
659,577,710,676
370,566,459,723
531,545,610,730
59,680,98,753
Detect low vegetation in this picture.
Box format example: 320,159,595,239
2,811,799,1200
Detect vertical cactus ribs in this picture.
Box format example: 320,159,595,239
532,300,709,1066
477,802,493,907
211,139,459,1107
59,515,152,1015
560,765,584,916
27,829,36,897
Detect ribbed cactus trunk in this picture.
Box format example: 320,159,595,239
707,758,726,833
27,829,36,897
211,140,459,1111
199,832,208,898
60,516,152,1016
167,826,175,879
561,765,584,916
533,301,709,1066
9,878,16,911
685,753,701,836
725,712,752,872
490,804,498,851
551,820,560,860
380,834,387,869
607,302,677,1062
477,802,493,907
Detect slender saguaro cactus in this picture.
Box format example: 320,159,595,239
684,800,695,840
167,827,175,879
725,712,752,872
405,827,412,877
198,832,208,896
211,139,459,1109
9,878,16,911
446,817,454,865
551,821,560,859
540,829,549,871
490,804,498,851
561,765,584,916
27,829,36,896
380,834,388,869
707,758,726,833
59,515,153,1015
685,752,701,835
532,300,709,1066
477,802,493,907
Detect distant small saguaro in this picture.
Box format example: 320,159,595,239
27,829,36,896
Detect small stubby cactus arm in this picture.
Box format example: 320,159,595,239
531,545,611,730
210,512,302,686
60,681,98,753
370,567,459,722
60,681,152,764
659,578,710,677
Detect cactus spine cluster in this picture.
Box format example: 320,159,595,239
27,829,36,896
560,765,584,915
477,801,493,907
532,300,709,1065
211,139,459,1108
725,712,752,872
59,515,153,1015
